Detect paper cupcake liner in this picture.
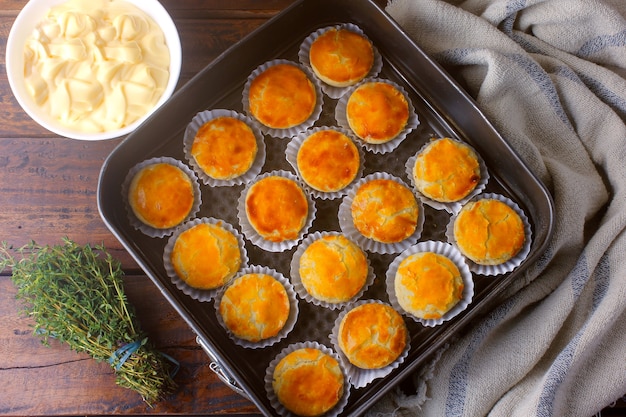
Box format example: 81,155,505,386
264,341,351,417
405,137,490,214
298,23,384,99
237,170,317,252
285,126,365,200
242,59,324,138
446,193,533,276
329,299,411,388
214,265,299,349
289,231,374,310
385,240,474,327
335,77,420,154
162,217,249,302
122,156,202,238
183,109,266,187
338,172,424,255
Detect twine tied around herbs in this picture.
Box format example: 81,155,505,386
109,338,180,377
109,339,147,371
0,239,178,405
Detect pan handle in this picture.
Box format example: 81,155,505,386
196,336,250,399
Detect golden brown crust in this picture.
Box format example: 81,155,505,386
298,234,368,303
346,81,409,144
170,222,241,290
219,273,290,342
413,137,481,202
338,303,407,369
191,116,258,180
351,178,418,243
248,63,316,129
272,348,344,417
245,176,309,242
297,129,360,192
394,252,464,319
128,162,194,229
309,28,374,87
453,198,525,265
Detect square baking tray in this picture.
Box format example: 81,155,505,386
97,0,555,415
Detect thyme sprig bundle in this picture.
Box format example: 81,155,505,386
0,238,177,406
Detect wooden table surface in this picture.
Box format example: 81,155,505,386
0,0,295,414
1,1,624,416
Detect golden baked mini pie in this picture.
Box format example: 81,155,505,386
453,198,525,265
296,129,360,193
128,162,194,229
245,175,309,242
351,178,418,243
219,273,290,342
346,81,409,144
338,303,407,369
272,347,344,417
247,62,317,129
394,252,464,320
309,27,374,87
191,116,258,180
170,222,242,290
298,234,368,304
413,137,481,202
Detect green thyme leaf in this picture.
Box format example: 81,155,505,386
0,238,177,406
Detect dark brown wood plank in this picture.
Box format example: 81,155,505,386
0,137,137,266
176,18,272,84
2,0,622,415
0,3,289,267
0,273,259,415
0,0,296,13
0,2,285,414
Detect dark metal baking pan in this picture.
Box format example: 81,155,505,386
97,0,554,415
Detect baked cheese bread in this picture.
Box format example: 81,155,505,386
346,81,409,144
298,234,368,304
248,63,316,129
394,252,464,320
191,116,258,180
296,129,360,193
245,175,309,242
219,273,290,342
128,162,194,229
351,178,418,243
413,137,481,202
338,302,407,369
453,198,525,265
309,27,374,87
170,222,241,290
272,347,344,416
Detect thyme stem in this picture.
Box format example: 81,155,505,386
0,239,176,405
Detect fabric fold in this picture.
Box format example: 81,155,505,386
371,0,626,416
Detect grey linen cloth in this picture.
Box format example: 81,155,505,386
367,0,626,416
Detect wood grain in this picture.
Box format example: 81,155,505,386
0,1,291,414
1,0,622,415
0,1,294,267
1,274,257,415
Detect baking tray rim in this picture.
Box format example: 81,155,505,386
97,0,556,415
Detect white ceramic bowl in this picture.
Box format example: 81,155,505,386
6,0,182,140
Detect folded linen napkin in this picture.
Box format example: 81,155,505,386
368,0,626,416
